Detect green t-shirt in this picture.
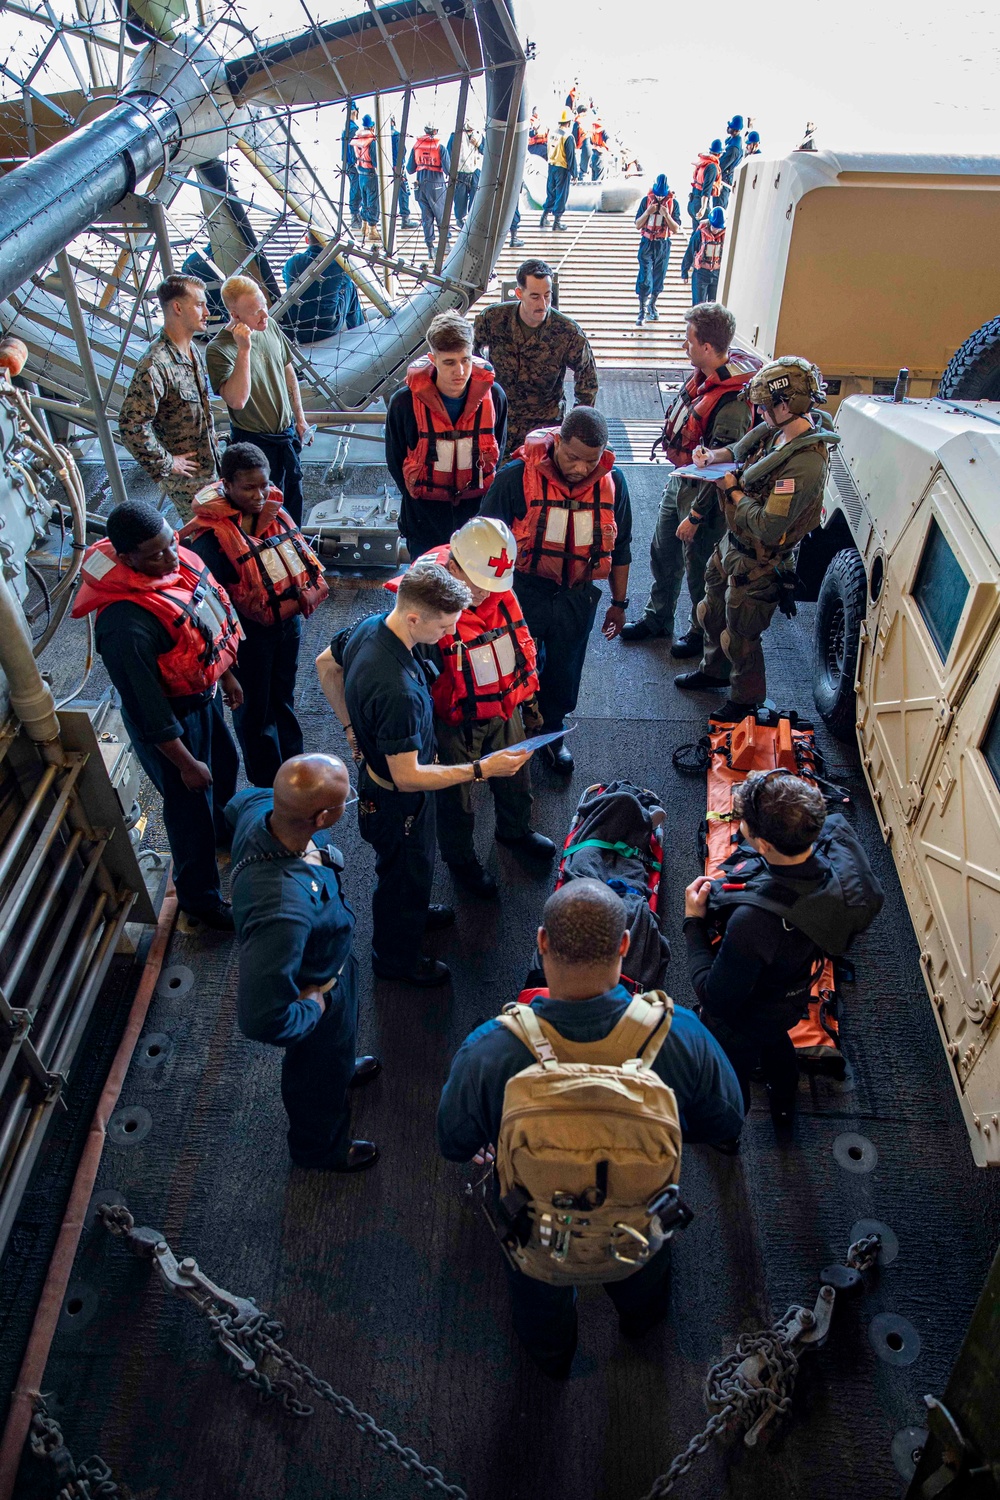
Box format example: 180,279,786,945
206,319,294,435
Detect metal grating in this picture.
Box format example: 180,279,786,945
829,448,865,529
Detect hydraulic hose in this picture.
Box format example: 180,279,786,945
0,99,179,309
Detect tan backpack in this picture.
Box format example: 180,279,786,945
494,992,690,1286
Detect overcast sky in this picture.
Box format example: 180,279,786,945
517,0,1000,191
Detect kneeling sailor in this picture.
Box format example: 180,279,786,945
683,771,883,1132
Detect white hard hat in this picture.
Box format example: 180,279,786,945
450,516,517,591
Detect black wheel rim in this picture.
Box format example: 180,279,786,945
825,600,846,683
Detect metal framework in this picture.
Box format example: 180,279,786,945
0,0,526,451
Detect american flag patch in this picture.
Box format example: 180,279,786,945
773,478,796,494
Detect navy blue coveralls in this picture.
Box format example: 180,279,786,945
407,139,451,255
482,462,632,734
634,200,674,310
681,225,721,306
391,129,412,219
281,243,363,344
183,525,304,790
331,614,438,977
543,133,575,218
438,985,744,1372
94,603,238,918
718,132,744,209
227,788,359,1167
342,118,362,220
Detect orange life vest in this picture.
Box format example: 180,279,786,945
512,428,617,588
694,223,725,271
591,122,608,149
401,357,500,504
352,128,376,172
385,545,537,725
691,153,721,196
180,484,329,627
413,135,444,172
72,538,242,697
653,353,762,466
640,190,676,242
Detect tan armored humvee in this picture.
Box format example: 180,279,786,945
720,148,1000,415
722,149,1000,1165
812,391,1000,1165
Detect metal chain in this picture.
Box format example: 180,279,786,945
639,1410,731,1499
845,1234,882,1273
210,1311,467,1498
29,1400,121,1500
639,1312,802,1500
96,1205,467,1499
638,1230,885,1499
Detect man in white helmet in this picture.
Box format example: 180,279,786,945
386,516,556,897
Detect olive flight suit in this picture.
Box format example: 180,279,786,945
641,393,750,640
697,413,840,705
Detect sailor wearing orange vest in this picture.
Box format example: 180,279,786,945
688,139,722,225
528,107,548,159
72,500,243,929
350,112,380,237
622,303,758,649
682,205,727,304
385,310,507,560
634,173,681,326
589,115,609,180
407,123,451,257
481,407,632,774
386,517,555,898
181,442,329,788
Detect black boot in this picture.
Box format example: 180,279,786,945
674,669,728,691
670,633,703,658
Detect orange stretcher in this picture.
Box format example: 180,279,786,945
697,711,847,1076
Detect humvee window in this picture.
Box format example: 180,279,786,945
912,518,969,662
983,699,1000,794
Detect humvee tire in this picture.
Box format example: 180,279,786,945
813,547,867,741
937,314,1000,400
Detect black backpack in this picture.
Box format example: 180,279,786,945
708,814,884,957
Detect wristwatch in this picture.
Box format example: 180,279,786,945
610,596,629,609
472,760,484,782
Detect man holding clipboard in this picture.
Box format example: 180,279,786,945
385,517,556,899
621,304,759,653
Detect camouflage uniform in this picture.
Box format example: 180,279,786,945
118,331,220,521
472,303,598,456
641,394,750,638
698,412,840,704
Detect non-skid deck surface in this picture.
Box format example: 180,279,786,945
10,434,1000,1500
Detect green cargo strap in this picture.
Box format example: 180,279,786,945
563,838,662,872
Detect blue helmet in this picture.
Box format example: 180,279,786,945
727,115,743,132
710,138,723,154
362,113,375,129
653,173,669,197
747,130,760,145
709,206,725,229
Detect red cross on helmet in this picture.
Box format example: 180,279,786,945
449,516,517,591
